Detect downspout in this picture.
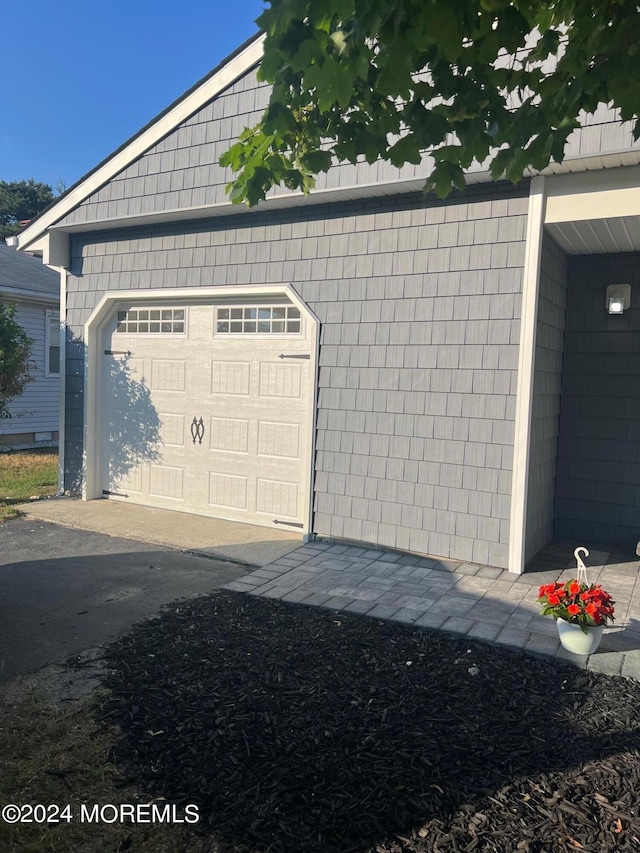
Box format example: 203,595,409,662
55,267,67,493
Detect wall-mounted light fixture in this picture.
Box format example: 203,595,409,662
606,284,631,314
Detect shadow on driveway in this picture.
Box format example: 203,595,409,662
0,518,249,681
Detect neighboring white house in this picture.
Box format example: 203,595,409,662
0,242,60,447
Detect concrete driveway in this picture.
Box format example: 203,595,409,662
0,518,250,682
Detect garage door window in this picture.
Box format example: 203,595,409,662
116,308,185,334
216,305,300,334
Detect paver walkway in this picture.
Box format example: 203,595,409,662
225,539,640,681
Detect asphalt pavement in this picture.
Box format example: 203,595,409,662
0,518,248,681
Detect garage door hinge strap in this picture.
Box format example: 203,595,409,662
278,353,310,360
104,350,131,356
103,489,128,497
273,519,304,528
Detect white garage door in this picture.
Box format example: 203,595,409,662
101,299,314,530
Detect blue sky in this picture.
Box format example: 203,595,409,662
1,0,265,191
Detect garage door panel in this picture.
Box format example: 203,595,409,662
209,417,250,453
211,361,251,395
259,362,302,399
256,478,299,518
151,359,186,392
149,465,184,500
209,472,248,510
103,300,313,529
158,413,186,448
257,421,300,459
110,463,144,495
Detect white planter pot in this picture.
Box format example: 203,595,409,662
557,620,604,655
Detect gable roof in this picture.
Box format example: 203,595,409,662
17,31,264,254
0,243,59,302
16,28,640,258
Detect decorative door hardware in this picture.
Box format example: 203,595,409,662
273,519,304,528
191,416,205,445
104,350,131,356
278,353,310,359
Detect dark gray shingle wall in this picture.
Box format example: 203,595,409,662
63,184,527,568
525,233,568,564
556,252,640,550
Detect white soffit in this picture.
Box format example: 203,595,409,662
544,164,640,255
547,216,640,255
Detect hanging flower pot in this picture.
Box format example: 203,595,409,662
538,579,615,656
556,620,604,655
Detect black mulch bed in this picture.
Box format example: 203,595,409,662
100,590,640,853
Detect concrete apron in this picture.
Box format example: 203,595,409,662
16,496,302,568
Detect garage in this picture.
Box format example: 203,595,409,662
88,287,318,534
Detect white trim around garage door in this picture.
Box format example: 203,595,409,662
83,284,320,539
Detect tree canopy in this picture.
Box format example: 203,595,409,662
221,0,640,206
0,179,55,241
0,304,32,420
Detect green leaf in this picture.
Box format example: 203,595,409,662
299,149,333,172
388,135,422,168
224,0,640,206
304,58,355,111
425,160,465,198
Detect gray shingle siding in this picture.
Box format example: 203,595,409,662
525,233,568,564
556,252,640,550
55,67,432,229
564,104,640,161
63,183,527,567
53,65,639,232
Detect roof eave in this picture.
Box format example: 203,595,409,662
0,284,59,304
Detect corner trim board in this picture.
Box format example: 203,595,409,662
508,176,546,574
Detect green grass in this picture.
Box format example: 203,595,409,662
0,449,58,521
0,688,201,853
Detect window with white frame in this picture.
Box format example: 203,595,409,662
115,307,186,334
45,312,60,376
215,305,301,334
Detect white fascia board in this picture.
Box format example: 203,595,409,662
17,34,265,254
47,148,640,239
545,164,640,224
47,170,496,236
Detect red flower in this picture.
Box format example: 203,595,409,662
539,578,615,627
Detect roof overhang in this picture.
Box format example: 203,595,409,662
544,163,640,254
34,147,640,241
0,285,59,305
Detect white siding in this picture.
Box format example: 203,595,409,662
0,300,60,437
